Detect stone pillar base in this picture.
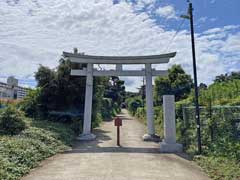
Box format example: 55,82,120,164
142,134,161,142
159,141,183,153
76,133,96,141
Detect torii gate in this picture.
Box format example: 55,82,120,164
63,51,179,146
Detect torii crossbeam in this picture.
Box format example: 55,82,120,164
63,51,176,141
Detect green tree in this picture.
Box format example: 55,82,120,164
22,58,125,126
214,71,240,83
20,88,42,117
34,59,86,113
35,65,55,87
104,76,126,105
154,65,193,104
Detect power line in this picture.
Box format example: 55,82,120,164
164,18,186,53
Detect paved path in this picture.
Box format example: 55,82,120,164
23,110,209,180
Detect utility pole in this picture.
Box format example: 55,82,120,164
181,1,202,154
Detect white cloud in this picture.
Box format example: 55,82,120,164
203,25,239,34
210,0,216,4
221,32,240,52
0,0,239,92
129,0,156,11
210,18,217,22
199,17,207,23
156,5,177,19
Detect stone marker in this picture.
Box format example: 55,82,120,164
160,95,183,153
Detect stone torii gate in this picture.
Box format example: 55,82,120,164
63,51,178,145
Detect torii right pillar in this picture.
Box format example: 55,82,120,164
143,63,160,141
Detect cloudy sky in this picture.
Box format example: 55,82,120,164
0,0,239,91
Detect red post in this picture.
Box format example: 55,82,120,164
117,126,120,146
114,117,122,146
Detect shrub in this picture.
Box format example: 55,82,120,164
0,107,26,135
92,112,102,128
101,98,113,119
195,156,240,180
0,118,75,179
126,97,142,115
19,88,44,118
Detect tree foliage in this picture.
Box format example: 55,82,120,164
34,60,86,112
0,106,26,135
214,71,240,83
104,76,125,106
21,59,125,126
199,79,240,106
154,65,193,104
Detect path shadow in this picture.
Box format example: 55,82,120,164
64,146,159,154
63,125,161,154
73,128,112,147
64,112,192,161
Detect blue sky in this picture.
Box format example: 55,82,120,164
164,0,239,31
0,0,239,91
114,0,240,32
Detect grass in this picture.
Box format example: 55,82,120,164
0,118,75,180
195,155,240,180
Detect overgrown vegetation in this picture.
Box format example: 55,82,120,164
0,106,75,180
177,79,240,179
199,79,240,106
20,59,124,126
0,55,125,179
126,65,240,180
0,106,26,135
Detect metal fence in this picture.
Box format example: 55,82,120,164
180,106,240,152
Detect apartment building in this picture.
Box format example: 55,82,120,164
0,77,29,99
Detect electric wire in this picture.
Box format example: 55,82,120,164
164,18,186,53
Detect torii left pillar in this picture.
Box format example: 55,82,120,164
77,63,96,140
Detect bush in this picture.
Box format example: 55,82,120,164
100,98,121,120
101,98,114,119
19,88,42,117
0,118,75,179
0,107,26,135
126,96,142,115
131,106,164,137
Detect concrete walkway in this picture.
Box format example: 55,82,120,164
23,110,209,180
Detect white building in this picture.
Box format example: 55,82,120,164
0,77,29,99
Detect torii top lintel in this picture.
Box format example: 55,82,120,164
63,51,176,64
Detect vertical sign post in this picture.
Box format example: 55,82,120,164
114,117,122,146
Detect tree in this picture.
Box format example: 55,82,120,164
199,83,207,90
104,76,126,105
214,73,229,83
35,65,55,87
214,71,240,83
230,72,240,80
154,65,193,104
154,77,172,105
33,60,87,114
23,58,125,125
